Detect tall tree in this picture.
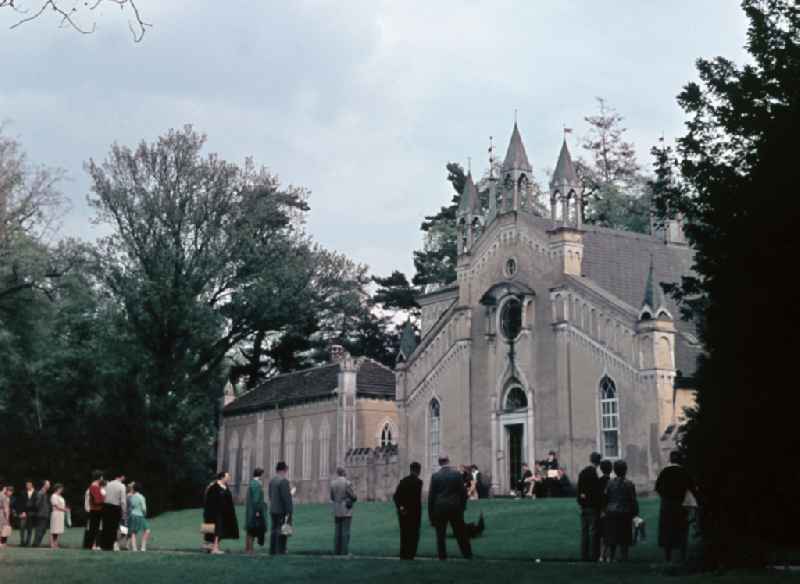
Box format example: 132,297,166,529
576,98,650,233
651,0,800,567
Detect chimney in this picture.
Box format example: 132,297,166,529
330,344,348,363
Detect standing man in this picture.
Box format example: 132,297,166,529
428,453,472,560
268,462,293,555
655,451,695,564
245,468,267,553
541,451,560,497
577,451,603,561
393,462,423,560
83,470,105,550
31,480,51,547
16,480,37,547
101,472,126,551
330,467,357,556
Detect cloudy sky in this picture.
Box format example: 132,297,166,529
3,1,748,277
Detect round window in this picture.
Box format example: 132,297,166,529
499,296,523,340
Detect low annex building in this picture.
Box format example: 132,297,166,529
219,349,398,503
396,123,699,493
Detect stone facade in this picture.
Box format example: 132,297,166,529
396,125,699,495
219,353,399,503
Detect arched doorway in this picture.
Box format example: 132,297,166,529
500,385,531,494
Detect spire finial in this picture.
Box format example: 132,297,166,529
563,125,573,140
514,108,518,124
467,156,472,174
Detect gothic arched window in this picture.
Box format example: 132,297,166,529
430,399,441,465
301,422,313,480
504,386,528,411
319,418,331,479
500,296,523,340
599,376,620,458
380,422,394,447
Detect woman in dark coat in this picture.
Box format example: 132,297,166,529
602,460,638,562
655,451,694,563
203,471,239,554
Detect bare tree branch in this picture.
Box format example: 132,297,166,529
2,0,150,42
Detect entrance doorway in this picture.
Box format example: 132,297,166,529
506,423,524,490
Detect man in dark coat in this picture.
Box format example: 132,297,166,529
203,471,239,554
655,451,695,563
15,480,38,546
268,461,293,555
31,480,51,548
393,462,423,560
428,453,472,560
577,452,603,561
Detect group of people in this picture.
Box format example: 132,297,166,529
201,454,473,561
0,471,151,552
515,451,569,498
576,450,696,563
458,464,487,500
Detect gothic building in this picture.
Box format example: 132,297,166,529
218,349,398,502
396,123,699,493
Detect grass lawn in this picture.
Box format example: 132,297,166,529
1,498,796,583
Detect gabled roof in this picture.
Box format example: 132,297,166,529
550,139,578,188
502,122,532,172
223,358,395,416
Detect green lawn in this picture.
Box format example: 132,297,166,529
1,498,796,584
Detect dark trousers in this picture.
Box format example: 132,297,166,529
270,513,288,555
433,512,472,560
580,508,601,561
19,515,35,546
334,516,352,555
100,504,122,551
32,516,49,547
83,510,103,549
398,516,420,560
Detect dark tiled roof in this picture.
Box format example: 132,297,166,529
223,364,339,416
223,358,396,416
355,359,396,399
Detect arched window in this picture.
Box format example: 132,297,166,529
319,417,331,479
599,376,620,458
301,421,313,480
285,423,296,479
269,425,280,475
241,429,253,488
430,399,441,465
227,430,239,489
499,296,523,340
380,422,394,447
504,386,528,411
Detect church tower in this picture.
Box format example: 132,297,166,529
547,138,584,276
456,171,482,254
499,122,533,213
636,257,678,440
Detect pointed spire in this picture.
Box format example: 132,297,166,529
640,255,672,320
397,321,418,364
223,380,236,406
550,138,578,189
457,171,480,215
502,122,532,172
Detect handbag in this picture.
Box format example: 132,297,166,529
280,521,294,537
200,522,216,535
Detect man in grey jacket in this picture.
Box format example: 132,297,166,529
268,462,293,555
330,467,357,555
31,480,50,547
428,453,472,560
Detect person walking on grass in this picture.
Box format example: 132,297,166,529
49,484,68,549
656,451,695,564
245,468,267,554
203,471,239,555
0,483,13,548
428,453,472,560
268,462,293,556
32,480,51,547
127,482,150,552
393,462,423,560
83,470,105,550
330,467,357,556
16,480,37,547
602,460,639,562
101,472,126,551
577,451,603,562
